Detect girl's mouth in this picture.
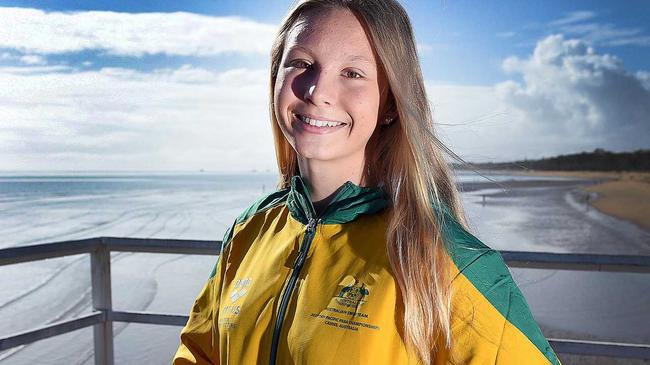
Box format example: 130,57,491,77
292,112,348,134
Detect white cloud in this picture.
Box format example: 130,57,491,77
0,52,47,65
560,23,650,47
0,65,72,74
494,34,650,156
0,65,275,171
548,10,596,27
637,71,650,90
0,7,276,56
549,10,650,47
19,54,46,65
424,33,650,163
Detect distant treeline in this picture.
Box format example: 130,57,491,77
454,148,650,171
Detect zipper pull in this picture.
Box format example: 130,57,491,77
306,217,317,233
293,218,319,268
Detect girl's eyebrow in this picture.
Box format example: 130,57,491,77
287,45,373,66
286,45,312,54
346,54,373,65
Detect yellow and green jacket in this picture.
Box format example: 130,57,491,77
173,175,560,364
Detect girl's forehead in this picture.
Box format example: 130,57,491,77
291,9,361,38
285,8,376,56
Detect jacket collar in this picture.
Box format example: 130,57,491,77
287,174,389,225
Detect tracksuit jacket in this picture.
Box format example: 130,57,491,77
173,174,561,364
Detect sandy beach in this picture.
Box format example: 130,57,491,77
497,170,650,232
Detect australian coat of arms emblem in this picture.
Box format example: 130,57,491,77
335,281,369,308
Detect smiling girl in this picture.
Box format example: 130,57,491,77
173,1,560,364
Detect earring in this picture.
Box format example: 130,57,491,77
383,116,394,125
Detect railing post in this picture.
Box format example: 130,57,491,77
91,240,114,365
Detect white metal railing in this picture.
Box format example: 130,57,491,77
0,237,649,363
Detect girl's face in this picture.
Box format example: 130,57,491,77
273,7,388,165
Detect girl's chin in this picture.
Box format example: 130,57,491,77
293,144,340,161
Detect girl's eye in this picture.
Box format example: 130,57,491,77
290,60,310,68
343,70,363,79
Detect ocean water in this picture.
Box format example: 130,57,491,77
0,171,647,364
0,172,279,364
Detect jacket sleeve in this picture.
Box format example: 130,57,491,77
434,202,561,364
447,248,561,365
487,251,560,365
172,222,235,364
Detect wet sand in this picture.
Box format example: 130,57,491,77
482,170,650,232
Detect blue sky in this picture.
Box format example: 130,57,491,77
0,0,648,171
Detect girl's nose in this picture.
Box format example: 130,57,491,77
303,73,332,106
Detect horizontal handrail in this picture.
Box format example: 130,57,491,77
0,312,104,351
2,308,648,359
549,338,650,359
109,310,189,327
0,311,650,359
0,310,185,351
0,237,219,266
0,237,648,361
102,236,220,255
501,250,650,273
0,238,99,266
3,237,649,273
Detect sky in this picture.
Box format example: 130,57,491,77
0,0,648,172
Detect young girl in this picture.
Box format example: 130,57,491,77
174,1,560,364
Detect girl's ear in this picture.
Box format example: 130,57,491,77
381,91,398,124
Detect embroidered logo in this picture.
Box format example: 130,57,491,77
229,277,252,303
308,276,380,332
335,281,369,308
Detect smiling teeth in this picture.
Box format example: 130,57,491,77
298,114,344,127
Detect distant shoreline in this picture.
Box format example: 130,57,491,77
486,169,650,232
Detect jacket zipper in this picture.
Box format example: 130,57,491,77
269,216,320,365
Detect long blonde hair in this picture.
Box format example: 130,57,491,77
269,0,471,363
